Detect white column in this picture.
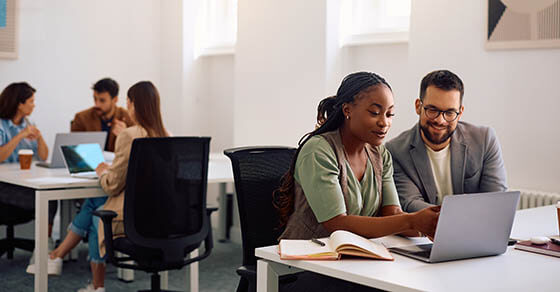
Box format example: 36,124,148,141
234,0,328,147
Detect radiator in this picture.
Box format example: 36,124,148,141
514,189,560,210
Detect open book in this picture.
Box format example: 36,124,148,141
278,230,393,261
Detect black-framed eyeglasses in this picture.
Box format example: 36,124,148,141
420,101,460,122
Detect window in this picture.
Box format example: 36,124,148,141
195,0,238,57
340,0,411,46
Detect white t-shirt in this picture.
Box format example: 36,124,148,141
425,144,453,204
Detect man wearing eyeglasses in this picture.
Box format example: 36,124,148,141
386,70,507,212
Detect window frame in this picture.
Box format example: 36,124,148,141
195,0,237,58
339,0,411,47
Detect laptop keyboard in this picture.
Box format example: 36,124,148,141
409,243,433,258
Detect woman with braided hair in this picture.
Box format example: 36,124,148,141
274,72,440,291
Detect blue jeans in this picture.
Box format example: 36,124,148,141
68,197,108,264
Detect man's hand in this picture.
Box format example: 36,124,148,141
110,119,127,137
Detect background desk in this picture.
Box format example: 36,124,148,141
256,205,559,292
208,153,235,242
0,154,234,292
0,163,105,292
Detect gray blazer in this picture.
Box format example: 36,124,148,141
385,121,507,212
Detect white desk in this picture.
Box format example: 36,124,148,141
189,153,234,292
256,205,559,292
0,154,234,292
208,153,236,242
0,163,105,292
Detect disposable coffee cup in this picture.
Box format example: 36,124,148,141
556,201,560,236
18,149,33,170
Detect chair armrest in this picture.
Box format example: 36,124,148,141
92,210,117,264
183,210,215,266
207,207,218,215
92,210,117,221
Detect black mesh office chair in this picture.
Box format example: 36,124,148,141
94,137,215,292
0,203,34,259
224,146,298,292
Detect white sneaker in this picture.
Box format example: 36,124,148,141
25,257,62,276
26,238,60,275
27,237,55,263
77,283,105,292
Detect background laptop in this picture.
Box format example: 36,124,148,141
390,191,520,263
36,132,107,168
60,143,105,179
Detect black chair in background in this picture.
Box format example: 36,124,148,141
224,146,298,292
0,203,34,259
95,137,215,292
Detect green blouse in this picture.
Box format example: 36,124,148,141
294,135,401,222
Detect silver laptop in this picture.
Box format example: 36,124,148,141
36,132,107,168
60,143,105,179
389,191,520,263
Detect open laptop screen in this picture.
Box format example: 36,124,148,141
60,144,105,173
37,132,108,168
389,191,520,263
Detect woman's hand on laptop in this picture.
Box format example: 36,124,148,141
95,162,110,176
411,206,440,239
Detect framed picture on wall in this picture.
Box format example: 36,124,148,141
486,0,560,50
0,0,18,59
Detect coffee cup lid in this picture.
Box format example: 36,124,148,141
18,149,34,155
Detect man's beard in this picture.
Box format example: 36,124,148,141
94,107,111,117
420,121,455,145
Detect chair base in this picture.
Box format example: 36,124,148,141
136,272,183,292
0,237,34,259
138,290,182,292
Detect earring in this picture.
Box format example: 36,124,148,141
346,115,350,120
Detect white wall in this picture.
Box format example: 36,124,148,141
346,0,560,192
202,55,235,152
202,0,560,193
0,0,232,240
3,0,557,228
0,0,162,152
159,0,184,136
234,0,328,147
159,0,235,154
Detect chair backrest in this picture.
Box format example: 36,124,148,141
124,137,211,263
224,146,296,267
